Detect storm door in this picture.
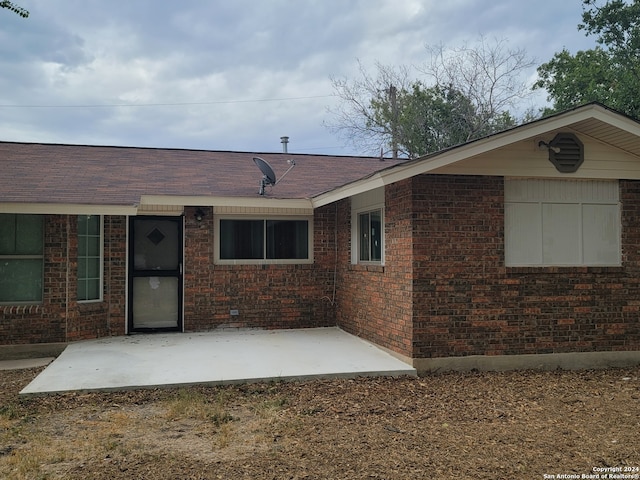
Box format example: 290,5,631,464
128,216,183,332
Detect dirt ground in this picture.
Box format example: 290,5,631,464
1,366,639,480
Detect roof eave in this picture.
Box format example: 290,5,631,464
312,104,640,206
0,203,139,215
0,196,314,215
140,195,313,210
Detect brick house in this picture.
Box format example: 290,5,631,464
2,103,640,372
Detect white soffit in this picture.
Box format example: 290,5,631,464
2,197,313,216
139,195,313,210
0,203,138,215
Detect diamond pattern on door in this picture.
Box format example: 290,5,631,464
146,227,166,246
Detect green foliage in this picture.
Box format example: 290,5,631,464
535,0,640,119
368,82,516,158
0,1,29,17
580,0,640,53
534,48,616,114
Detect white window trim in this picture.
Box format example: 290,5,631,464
214,215,314,265
351,204,385,266
0,214,44,305
78,215,104,303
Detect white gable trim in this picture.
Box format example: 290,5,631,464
312,104,640,208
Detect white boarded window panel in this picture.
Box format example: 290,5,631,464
542,203,581,265
505,178,618,203
505,179,620,266
505,202,542,265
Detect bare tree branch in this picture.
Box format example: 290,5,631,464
325,61,413,157
325,37,536,158
419,36,536,131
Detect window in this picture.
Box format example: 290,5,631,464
78,215,102,301
0,214,44,303
351,187,385,265
220,220,264,260
266,220,309,259
358,209,382,262
218,218,310,262
505,179,621,266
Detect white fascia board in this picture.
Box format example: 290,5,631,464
139,195,313,210
312,105,640,206
587,104,640,134
312,175,387,208
0,203,138,215
546,103,640,133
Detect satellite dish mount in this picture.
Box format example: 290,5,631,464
253,156,296,195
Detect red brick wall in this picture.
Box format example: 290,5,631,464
3,208,336,346
1,214,127,345
1,215,68,344
411,175,640,358
105,216,127,336
335,180,415,358
183,206,336,332
7,175,639,359
66,215,127,340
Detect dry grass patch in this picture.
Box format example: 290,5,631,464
164,388,235,424
1,367,639,479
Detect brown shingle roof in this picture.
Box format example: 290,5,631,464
0,142,404,206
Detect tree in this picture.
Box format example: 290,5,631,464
534,0,640,118
418,37,534,138
326,37,535,159
1,1,29,17
534,48,617,113
326,61,414,158
368,82,472,158
367,82,517,158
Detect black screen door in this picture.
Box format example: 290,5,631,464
128,216,183,332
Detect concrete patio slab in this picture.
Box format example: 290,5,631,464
20,327,416,395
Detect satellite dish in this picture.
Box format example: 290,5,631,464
253,157,276,186
252,156,296,195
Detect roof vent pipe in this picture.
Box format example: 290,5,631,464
280,136,289,153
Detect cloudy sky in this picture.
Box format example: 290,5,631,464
1,0,596,156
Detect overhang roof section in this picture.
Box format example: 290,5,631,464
312,103,640,207
0,143,405,213
4,103,639,215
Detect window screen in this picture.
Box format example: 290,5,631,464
78,215,102,301
0,214,44,303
